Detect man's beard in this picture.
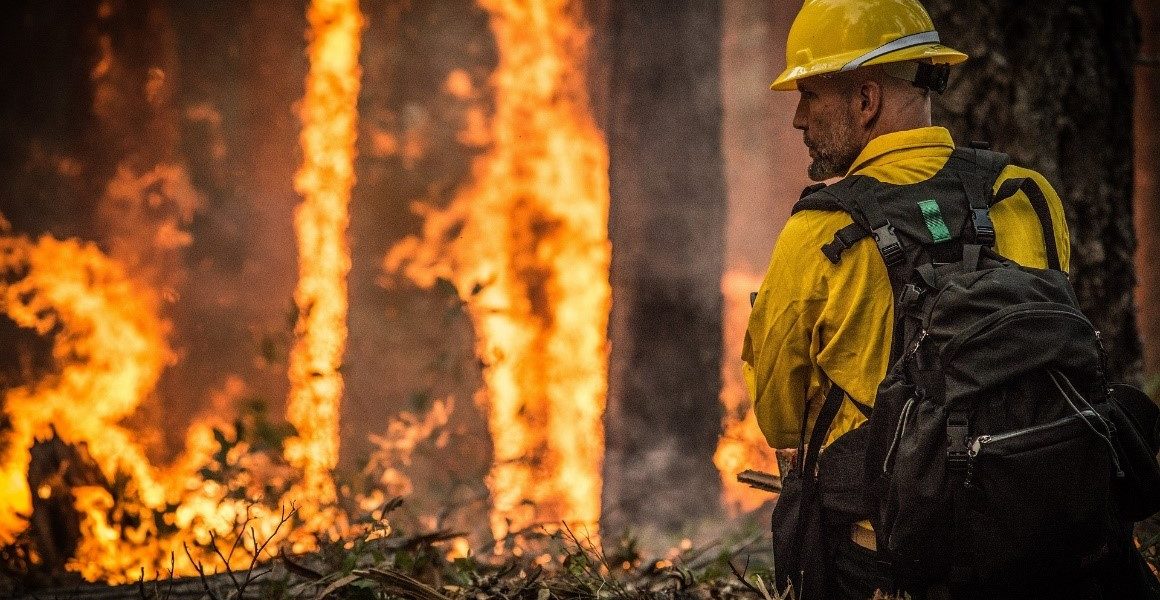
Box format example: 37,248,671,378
808,152,856,181
805,115,860,181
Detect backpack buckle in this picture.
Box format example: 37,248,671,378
946,413,970,473
872,225,905,267
972,208,995,246
899,284,924,310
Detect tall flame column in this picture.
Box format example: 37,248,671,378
385,0,611,538
285,0,363,507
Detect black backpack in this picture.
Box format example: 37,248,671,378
773,146,1160,595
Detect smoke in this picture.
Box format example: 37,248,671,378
715,0,809,515
0,0,815,561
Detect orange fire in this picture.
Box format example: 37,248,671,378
714,268,778,515
284,0,364,519
0,0,367,582
0,227,312,582
385,0,611,538
0,229,170,545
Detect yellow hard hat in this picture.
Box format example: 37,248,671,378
770,0,968,91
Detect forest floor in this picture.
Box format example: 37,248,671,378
7,508,1160,600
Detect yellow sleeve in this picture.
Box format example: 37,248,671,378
991,166,1071,272
745,209,893,449
745,164,1070,451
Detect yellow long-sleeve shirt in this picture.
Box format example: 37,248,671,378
743,126,1071,449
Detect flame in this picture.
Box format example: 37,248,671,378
714,268,778,515
0,0,367,581
0,233,171,543
0,231,305,582
365,398,454,498
283,0,364,518
385,0,610,537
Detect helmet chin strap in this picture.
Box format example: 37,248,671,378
881,61,952,94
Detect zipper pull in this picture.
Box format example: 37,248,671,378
963,435,988,488
1095,330,1110,390
968,435,989,456
904,329,929,364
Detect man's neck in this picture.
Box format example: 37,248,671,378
865,94,932,143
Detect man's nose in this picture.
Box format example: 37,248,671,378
792,99,807,131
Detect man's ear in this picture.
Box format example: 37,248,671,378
857,79,883,129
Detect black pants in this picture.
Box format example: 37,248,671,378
825,534,886,600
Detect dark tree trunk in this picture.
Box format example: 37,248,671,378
601,1,727,538
927,0,1143,381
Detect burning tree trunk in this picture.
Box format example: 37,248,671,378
928,0,1142,381
602,0,727,538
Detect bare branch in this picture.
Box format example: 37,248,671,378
183,543,223,600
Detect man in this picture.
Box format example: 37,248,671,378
741,0,1073,597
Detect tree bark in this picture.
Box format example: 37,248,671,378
1134,0,1160,378
927,0,1142,381
602,0,727,539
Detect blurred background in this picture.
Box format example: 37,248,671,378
0,0,1155,585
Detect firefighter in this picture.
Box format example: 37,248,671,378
742,0,1072,597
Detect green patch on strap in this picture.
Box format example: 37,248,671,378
918,199,952,243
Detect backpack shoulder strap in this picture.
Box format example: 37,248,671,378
942,147,1013,247
793,176,905,268
796,381,849,476
994,176,1063,271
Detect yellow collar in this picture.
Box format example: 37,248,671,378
846,127,956,176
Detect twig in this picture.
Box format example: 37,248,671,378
234,503,297,597
729,556,767,597
207,532,242,591
137,568,149,600
164,552,177,600
183,543,223,600
225,505,255,564
360,567,451,600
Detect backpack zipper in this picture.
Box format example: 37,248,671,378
963,410,1101,488
902,329,928,365
943,305,1093,360
882,397,917,474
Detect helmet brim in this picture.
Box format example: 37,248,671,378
770,44,969,91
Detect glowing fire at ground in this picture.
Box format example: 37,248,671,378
714,269,778,515
0,227,307,582
0,228,170,547
284,0,364,519
385,0,611,539
0,0,367,582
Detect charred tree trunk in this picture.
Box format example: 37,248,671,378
26,430,107,584
927,0,1143,381
602,1,727,539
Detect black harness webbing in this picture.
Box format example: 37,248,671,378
795,147,1060,270
944,150,1000,246
993,177,1063,272
797,382,850,475
821,223,870,265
